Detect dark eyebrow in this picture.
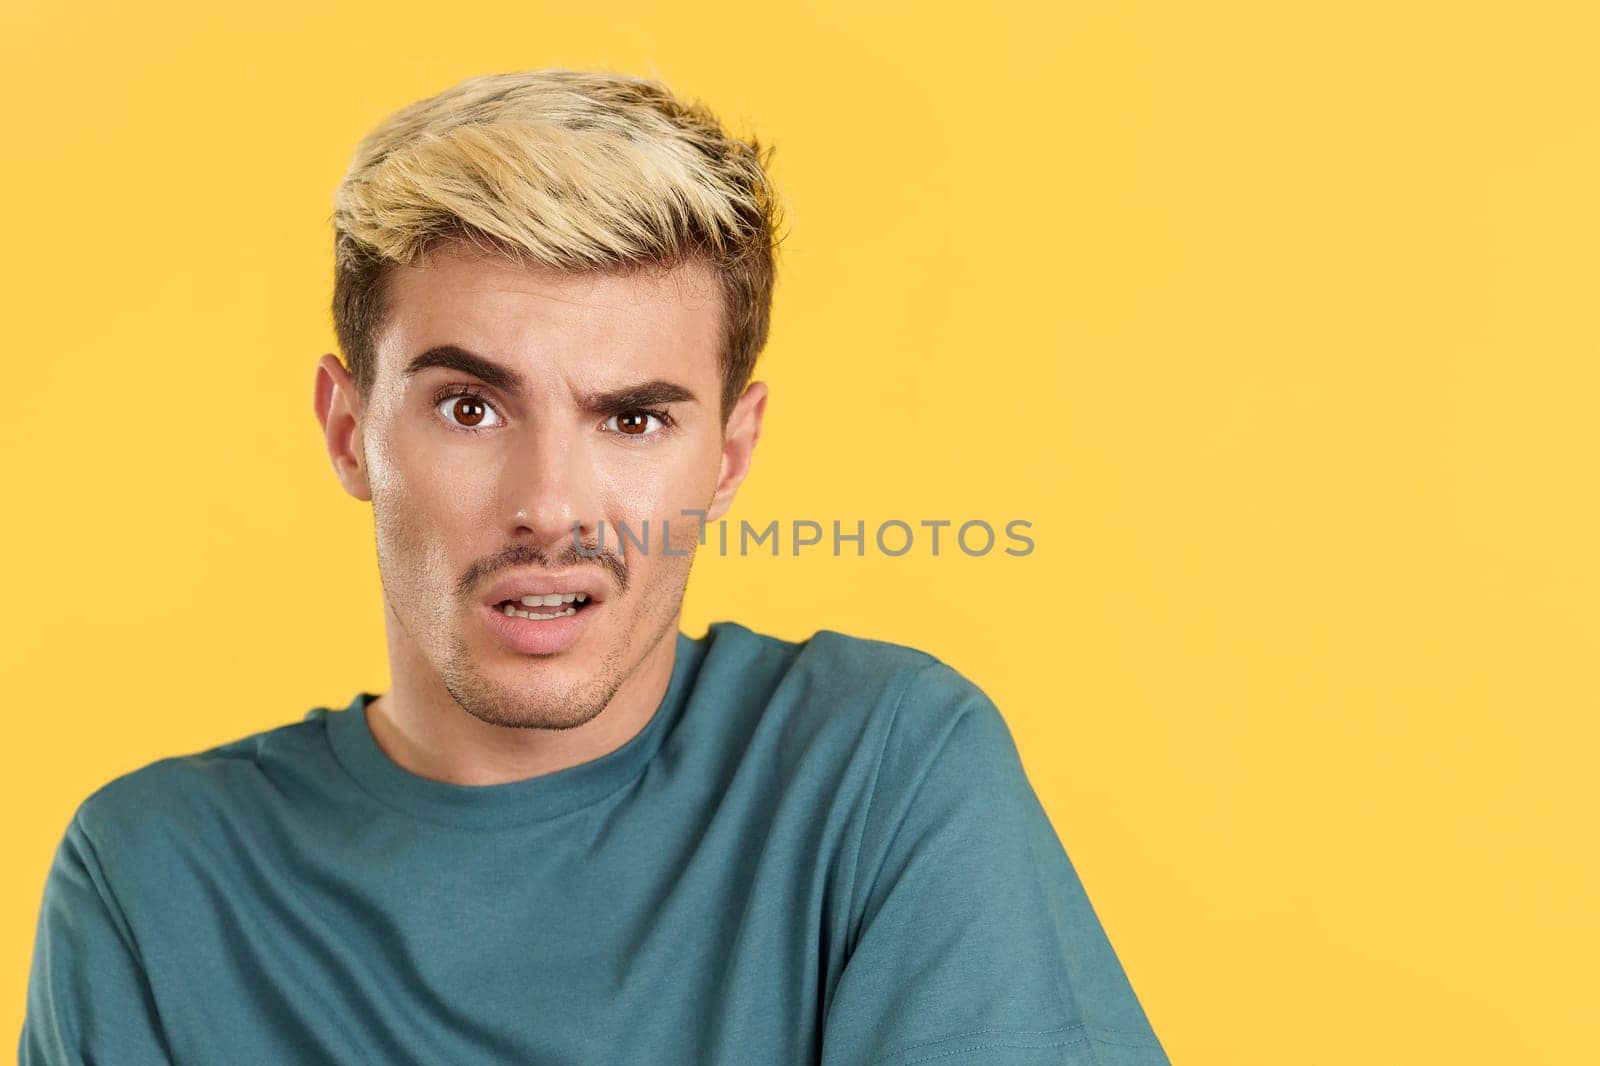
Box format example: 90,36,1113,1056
581,380,700,413
404,345,697,412
403,345,525,393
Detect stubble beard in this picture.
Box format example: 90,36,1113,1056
373,476,706,731
388,539,696,733
436,625,627,730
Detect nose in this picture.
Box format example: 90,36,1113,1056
500,420,601,556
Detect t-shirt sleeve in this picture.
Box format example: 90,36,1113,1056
20,811,175,1065
820,661,1169,1066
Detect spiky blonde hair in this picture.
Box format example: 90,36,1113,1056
331,69,784,420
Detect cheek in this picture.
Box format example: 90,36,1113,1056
369,436,490,581
596,438,722,521
598,464,718,582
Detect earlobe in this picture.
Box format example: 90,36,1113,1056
313,354,373,503
707,380,768,523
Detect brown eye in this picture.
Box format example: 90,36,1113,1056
436,394,501,430
603,409,666,437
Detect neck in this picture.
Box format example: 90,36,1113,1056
365,610,680,787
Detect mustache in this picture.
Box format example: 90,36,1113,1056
456,538,628,600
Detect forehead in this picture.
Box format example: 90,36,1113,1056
376,243,725,390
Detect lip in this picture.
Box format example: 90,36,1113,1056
480,569,611,609
480,599,595,656
476,568,611,658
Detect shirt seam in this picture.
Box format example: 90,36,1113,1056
319,712,656,832
874,1021,1164,1065
69,813,182,1061
841,657,941,952
877,1021,1165,1059
72,816,157,975
874,1022,1091,1065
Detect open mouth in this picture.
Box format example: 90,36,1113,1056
494,593,593,622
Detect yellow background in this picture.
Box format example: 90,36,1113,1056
3,2,1596,1063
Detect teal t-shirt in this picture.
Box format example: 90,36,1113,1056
22,622,1168,1065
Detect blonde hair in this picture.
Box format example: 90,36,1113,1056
331,69,784,419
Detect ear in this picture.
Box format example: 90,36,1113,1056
707,380,767,523
313,353,373,502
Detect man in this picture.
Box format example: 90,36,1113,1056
21,69,1169,1065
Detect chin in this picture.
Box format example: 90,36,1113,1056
452,677,606,731
440,645,619,731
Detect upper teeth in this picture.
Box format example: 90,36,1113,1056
518,593,586,606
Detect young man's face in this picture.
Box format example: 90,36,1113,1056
315,243,765,729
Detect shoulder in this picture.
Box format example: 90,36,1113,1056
69,714,335,864
695,620,1011,774
701,618,989,705
747,624,1027,816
